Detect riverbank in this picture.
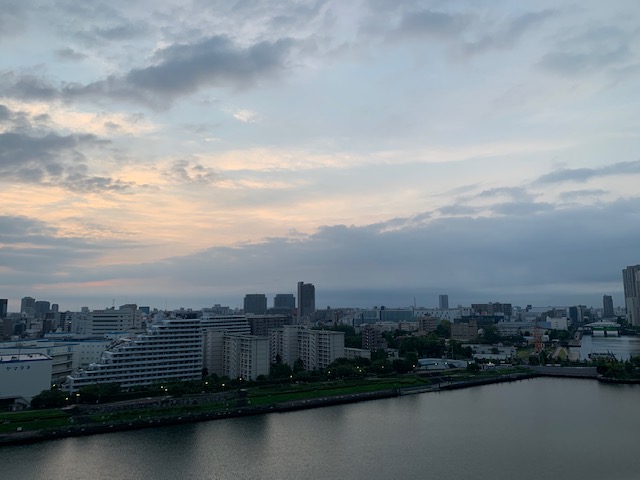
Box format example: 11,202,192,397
0,372,537,447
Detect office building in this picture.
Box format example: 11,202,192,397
0,299,7,318
602,295,614,318
20,297,36,316
274,294,295,310
622,265,640,327
439,294,449,310
86,307,141,335
66,316,203,392
297,282,316,318
243,294,267,315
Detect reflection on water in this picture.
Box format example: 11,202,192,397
579,334,640,361
1,378,639,480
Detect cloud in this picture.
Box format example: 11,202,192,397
536,160,640,184
461,10,556,56
165,159,219,185
2,35,296,109
0,105,140,193
55,47,88,62
538,25,633,75
232,109,258,123
387,7,555,57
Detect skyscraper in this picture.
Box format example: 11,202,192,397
243,294,267,315
0,299,7,318
20,296,36,315
439,294,449,310
297,282,315,318
274,293,295,310
622,265,640,327
603,295,614,318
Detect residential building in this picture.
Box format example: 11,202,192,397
223,334,269,381
271,325,344,371
246,314,291,336
418,316,440,334
360,324,387,351
451,320,478,342
297,282,316,318
201,314,250,376
66,316,203,392
86,307,142,336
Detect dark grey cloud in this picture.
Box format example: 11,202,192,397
0,105,137,193
559,189,608,201
76,196,636,309
1,35,295,108
0,215,135,277
55,47,88,62
536,160,640,184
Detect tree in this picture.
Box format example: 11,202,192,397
482,325,501,344
467,362,481,374
436,320,451,338
31,389,67,409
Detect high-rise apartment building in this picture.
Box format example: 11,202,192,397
271,325,343,371
243,294,267,315
0,299,7,318
602,295,614,318
66,316,203,392
297,282,315,318
438,294,449,310
622,265,640,327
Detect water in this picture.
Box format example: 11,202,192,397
579,334,640,361
1,378,639,480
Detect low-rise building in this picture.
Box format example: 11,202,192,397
0,354,52,405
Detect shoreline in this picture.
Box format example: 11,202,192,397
0,373,538,447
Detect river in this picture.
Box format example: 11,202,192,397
579,334,640,361
1,377,639,480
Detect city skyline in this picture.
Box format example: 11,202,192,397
2,1,639,310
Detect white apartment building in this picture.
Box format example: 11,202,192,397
201,314,251,376
223,334,270,381
66,317,203,392
271,325,344,371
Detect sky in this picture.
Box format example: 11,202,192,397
1,0,639,312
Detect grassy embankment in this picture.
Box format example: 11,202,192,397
0,368,527,435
